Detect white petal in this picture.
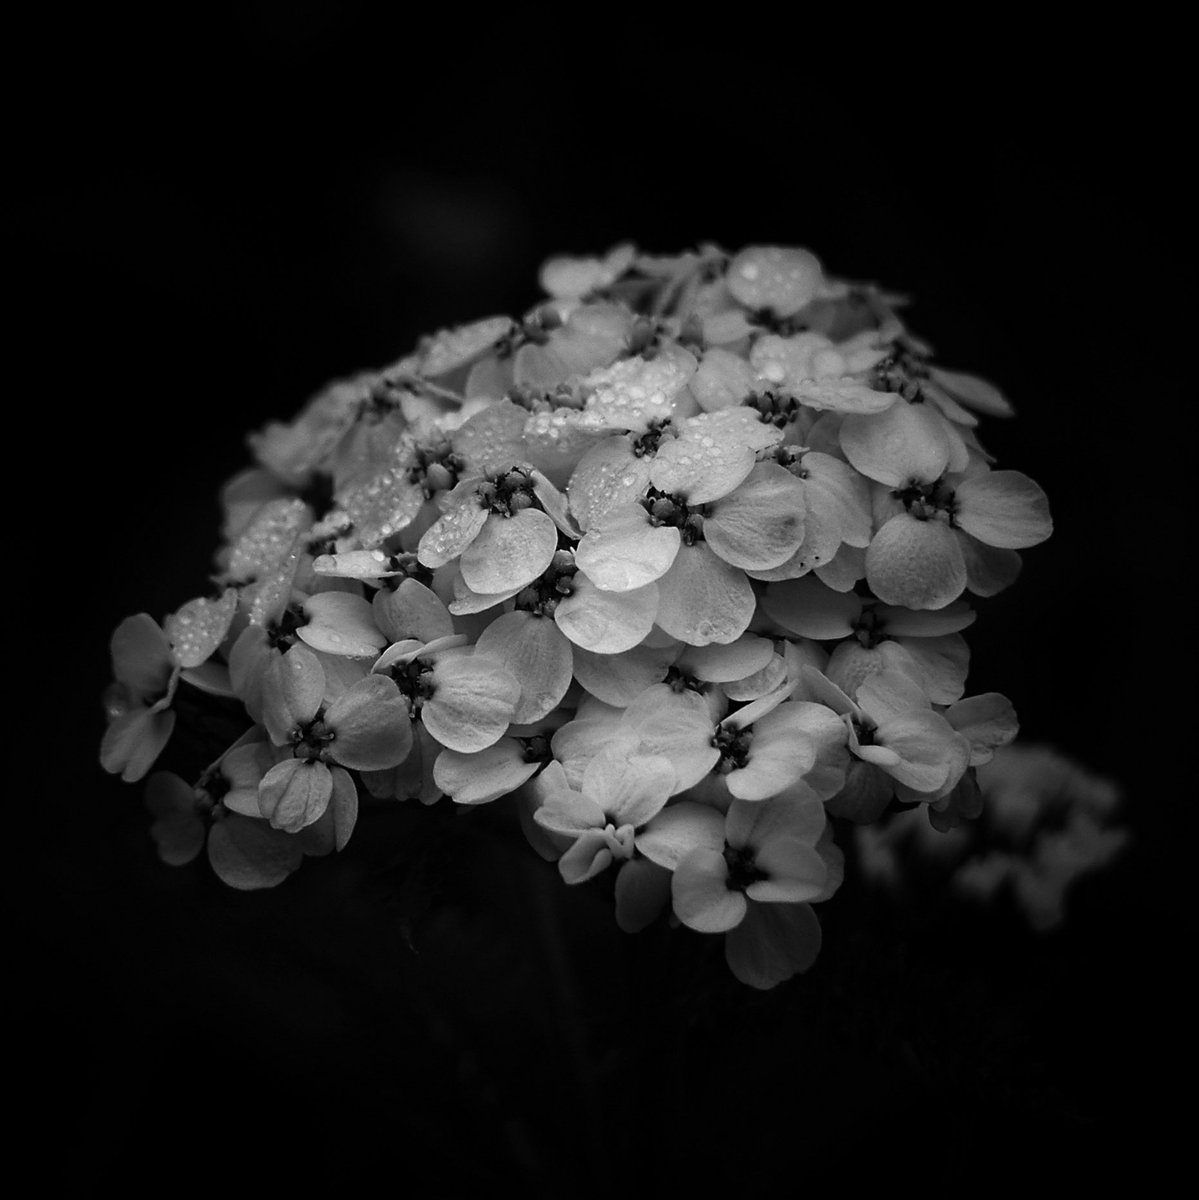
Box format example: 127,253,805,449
671,849,747,933
654,542,755,646
953,470,1052,549
459,508,559,594
555,575,659,654
703,462,806,571
421,653,519,753
574,503,680,592
840,401,950,487
866,514,967,610
474,610,574,724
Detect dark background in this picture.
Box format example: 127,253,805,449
15,11,1189,1195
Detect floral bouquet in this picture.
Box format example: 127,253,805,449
100,242,1054,989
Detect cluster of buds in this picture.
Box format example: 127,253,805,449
101,243,1053,987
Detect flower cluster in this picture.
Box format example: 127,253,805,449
101,242,1053,987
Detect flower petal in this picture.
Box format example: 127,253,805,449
725,902,822,989
635,801,728,869
474,610,574,724
165,589,238,670
417,499,489,569
650,409,781,505
110,613,174,699
840,401,950,487
325,673,413,770
575,503,681,592
433,738,541,805
866,514,967,610
953,470,1052,549
617,685,721,792
257,758,333,833
654,541,755,646
672,849,747,933
726,245,823,316
703,463,806,571
582,749,675,827
207,815,304,890
297,591,387,658
422,653,518,753
945,693,1019,765
567,435,652,531
614,858,673,932
555,574,659,655
262,644,326,744
762,576,862,639
459,507,559,594
569,641,677,707
372,578,454,644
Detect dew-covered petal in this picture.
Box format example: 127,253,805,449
474,609,574,724
945,693,1019,765
614,858,673,932
582,749,675,827
617,684,720,792
703,462,806,571
335,465,425,549
421,653,519,753
654,541,755,646
567,436,652,531
762,575,862,639
224,497,312,583
569,641,676,706
953,470,1052,549
555,574,659,655
579,343,697,433
866,514,966,610
634,801,727,870
575,503,681,592
297,591,387,658
459,508,559,595
726,245,823,316
671,849,747,933
417,500,490,569
257,758,333,832
433,738,541,805
725,902,821,989
207,814,303,890
324,673,413,770
419,315,511,378
451,398,532,478
110,613,174,699
650,409,782,505
164,589,238,670
840,401,950,487
262,644,326,744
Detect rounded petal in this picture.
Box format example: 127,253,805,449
635,801,727,870
297,591,387,658
207,815,303,890
617,685,721,792
555,575,659,654
567,435,651,531
165,589,238,669
262,644,326,744
677,635,775,684
459,507,559,594
328,765,359,851
866,514,967,610
475,610,574,723
325,673,413,770
559,830,616,884
654,541,755,646
110,613,173,699
433,738,540,805
945,692,1019,766
614,858,673,933
726,245,823,316
422,653,519,753
372,578,454,645
725,902,822,989
582,749,675,827
671,849,747,933
953,470,1052,549
100,707,176,783
257,758,333,833
840,401,950,487
960,534,1023,596
417,500,489,569
762,576,862,639
570,641,676,706
650,409,781,505
575,503,681,592
703,463,807,571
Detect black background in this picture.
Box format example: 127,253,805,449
15,11,1189,1195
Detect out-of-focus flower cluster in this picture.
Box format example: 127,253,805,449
856,743,1128,930
101,242,1055,987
